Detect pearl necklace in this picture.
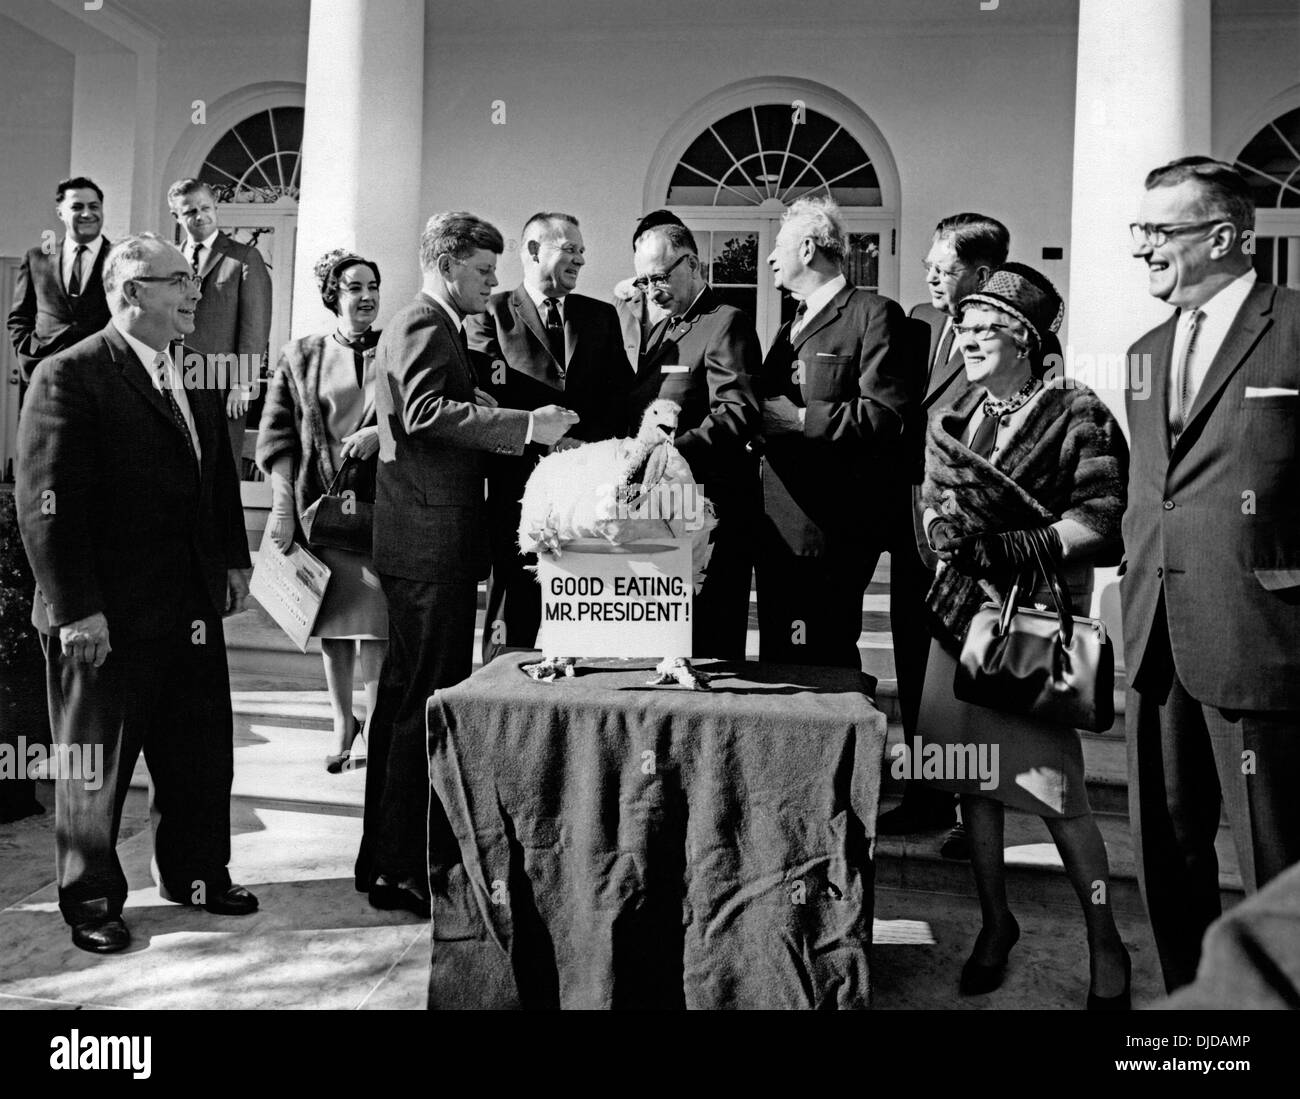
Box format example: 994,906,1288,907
982,375,1041,419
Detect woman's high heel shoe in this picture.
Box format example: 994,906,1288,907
326,715,363,774
959,918,1020,996
1087,947,1132,1011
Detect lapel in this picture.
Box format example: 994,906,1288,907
80,237,109,300
640,286,711,376
792,284,854,350
562,294,580,369
1146,312,1178,464
1174,282,1274,462
511,286,561,373
421,293,473,384
46,245,73,309
105,325,202,474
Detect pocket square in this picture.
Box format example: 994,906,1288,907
814,352,841,358
660,364,688,374
1244,386,1298,398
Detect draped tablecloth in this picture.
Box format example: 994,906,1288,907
425,653,886,1010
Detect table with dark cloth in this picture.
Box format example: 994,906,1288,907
424,652,887,1010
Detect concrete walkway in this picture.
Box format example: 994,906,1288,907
0,667,1165,1011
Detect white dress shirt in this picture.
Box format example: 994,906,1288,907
526,284,566,323
186,230,219,273
114,319,202,461
63,235,104,293
792,273,846,339
1169,268,1257,417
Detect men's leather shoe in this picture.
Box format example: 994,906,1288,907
369,877,431,919
876,803,957,836
71,916,130,954
202,884,259,916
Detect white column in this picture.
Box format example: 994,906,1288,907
1066,0,1211,424
292,0,426,337
69,48,143,240
1067,0,1211,648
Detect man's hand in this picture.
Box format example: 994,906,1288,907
762,396,804,437
225,568,252,617
59,612,111,667
225,387,251,419
926,517,961,561
532,404,581,446
339,425,380,461
473,387,499,408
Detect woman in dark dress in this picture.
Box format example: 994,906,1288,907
256,250,388,772
916,264,1133,1009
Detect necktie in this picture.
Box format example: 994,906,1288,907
644,314,681,363
1170,308,1204,440
67,245,86,297
191,243,204,276
790,300,809,341
542,298,565,370
155,358,198,465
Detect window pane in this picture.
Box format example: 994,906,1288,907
846,233,880,290
711,232,758,285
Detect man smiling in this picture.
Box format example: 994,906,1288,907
17,233,257,954
8,177,112,402
466,212,627,663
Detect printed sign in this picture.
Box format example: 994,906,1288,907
536,538,692,658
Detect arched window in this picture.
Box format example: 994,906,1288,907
197,106,303,203
649,82,899,346
1235,105,1300,287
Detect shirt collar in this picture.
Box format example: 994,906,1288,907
525,283,565,318
797,274,847,323
189,231,219,254
678,284,709,322
65,235,104,260
1185,268,1256,323
423,290,464,331
112,318,173,379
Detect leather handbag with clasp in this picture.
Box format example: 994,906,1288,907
953,532,1114,732
300,454,375,555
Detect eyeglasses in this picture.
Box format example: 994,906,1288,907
920,259,969,281
132,273,202,291
632,253,690,291
1128,220,1223,247
954,322,1014,342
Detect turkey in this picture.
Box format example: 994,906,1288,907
517,399,716,689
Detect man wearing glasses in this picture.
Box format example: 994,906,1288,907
17,233,257,954
167,178,272,467
629,222,762,659
1122,156,1300,992
466,213,628,664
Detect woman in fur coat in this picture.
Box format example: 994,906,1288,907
256,250,387,772
916,264,1132,1009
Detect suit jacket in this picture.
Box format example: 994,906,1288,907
628,285,761,498
1121,280,1300,710
7,239,112,383
372,293,531,583
15,323,250,643
760,284,916,552
187,231,272,371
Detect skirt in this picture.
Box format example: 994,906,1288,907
913,638,1089,818
312,544,388,640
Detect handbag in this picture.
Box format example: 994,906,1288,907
300,453,375,555
953,529,1114,732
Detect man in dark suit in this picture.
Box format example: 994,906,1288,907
16,233,257,954
630,223,762,659
356,212,578,916
879,214,1011,844
757,196,914,672
7,176,112,404
167,178,272,466
613,209,684,371
466,212,630,663
1123,156,1300,992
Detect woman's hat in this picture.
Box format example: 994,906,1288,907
959,262,1063,347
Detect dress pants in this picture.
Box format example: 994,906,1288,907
1128,600,1300,992
481,548,541,666
356,574,478,891
756,527,878,672
42,610,235,926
